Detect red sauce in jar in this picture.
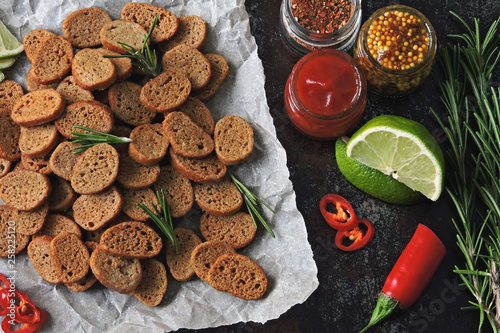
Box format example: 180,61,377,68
285,49,367,140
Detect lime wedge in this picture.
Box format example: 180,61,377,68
346,115,445,201
0,71,4,83
0,57,15,70
0,20,24,60
336,138,425,205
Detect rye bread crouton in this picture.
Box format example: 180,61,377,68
72,48,117,91
28,235,62,284
19,123,59,158
108,81,156,126
21,154,53,176
71,143,119,194
206,253,267,300
152,165,193,218
33,213,82,239
0,158,11,178
48,178,77,212
72,185,122,231
214,115,254,165
49,141,81,180
0,80,24,110
140,69,191,113
175,97,214,136
11,89,65,127
25,68,60,92
116,154,160,190
121,3,178,43
168,149,226,183
128,123,169,166
55,101,113,138
121,187,159,222
161,44,211,90
90,246,142,294
31,35,73,84
16,202,49,235
96,48,132,82
192,53,229,101
0,206,30,257
132,258,168,307
200,212,257,249
0,170,51,211
190,240,235,282
194,177,243,216
22,29,57,64
66,241,99,292
163,111,214,158
63,7,112,48
0,108,21,161
56,76,95,105
50,232,90,283
100,20,148,55
100,222,162,259
160,15,207,51
165,227,202,281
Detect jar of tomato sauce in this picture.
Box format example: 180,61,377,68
284,49,367,140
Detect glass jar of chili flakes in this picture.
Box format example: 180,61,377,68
279,0,362,55
353,5,437,96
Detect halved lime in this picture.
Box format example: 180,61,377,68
346,115,445,201
0,57,15,70
336,138,425,205
0,20,24,60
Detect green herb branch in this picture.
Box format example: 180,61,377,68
229,172,275,238
103,14,163,77
431,12,500,331
69,125,132,154
137,190,179,254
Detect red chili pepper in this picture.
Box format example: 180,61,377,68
335,219,375,251
0,288,10,316
319,194,359,230
1,306,48,333
0,273,12,290
14,291,40,325
359,224,446,332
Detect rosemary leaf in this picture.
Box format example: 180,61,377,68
69,125,132,153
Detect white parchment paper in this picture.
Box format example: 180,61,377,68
0,0,319,331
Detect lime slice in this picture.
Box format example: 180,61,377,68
0,57,15,70
0,20,24,60
336,138,425,205
346,115,445,201
0,71,4,83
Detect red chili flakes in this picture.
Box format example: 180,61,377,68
291,0,352,34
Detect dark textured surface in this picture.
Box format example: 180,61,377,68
179,1,499,332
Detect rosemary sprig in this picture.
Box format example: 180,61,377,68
69,125,132,154
431,12,500,332
137,190,179,253
228,172,275,238
103,14,163,77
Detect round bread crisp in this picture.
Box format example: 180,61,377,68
129,124,169,166
194,178,243,216
169,149,226,183
165,227,202,281
108,81,156,126
55,100,114,138
121,2,178,43
190,240,236,282
97,48,132,82
192,53,229,101
153,165,193,218
214,115,254,165
25,68,60,92
33,213,82,239
71,143,119,195
72,185,122,231
19,123,59,158
121,187,159,222
27,235,61,284
140,69,191,112
116,154,160,190
163,111,214,158
206,253,267,300
48,178,77,212
16,201,49,235
0,170,51,211
161,44,211,90
65,241,99,292
56,76,95,105
100,20,148,55
90,246,142,294
0,206,30,257
84,215,126,243
50,232,90,283
100,222,162,259
23,29,57,64
72,48,117,91
0,108,21,161
0,80,24,110
31,35,73,84
0,158,12,178
160,15,207,51
21,154,53,176
49,141,82,180
132,258,168,307
175,97,214,136
11,89,65,127
200,212,257,249
63,7,112,48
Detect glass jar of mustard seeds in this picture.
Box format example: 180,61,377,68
353,5,436,96
280,0,362,55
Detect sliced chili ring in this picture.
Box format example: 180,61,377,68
0,273,12,290
335,218,375,251
14,290,41,325
319,194,359,230
0,288,10,316
1,306,48,333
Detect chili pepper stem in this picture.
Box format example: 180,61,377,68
359,293,400,333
